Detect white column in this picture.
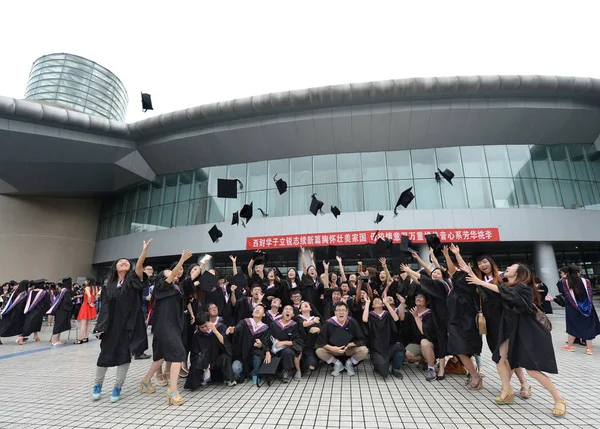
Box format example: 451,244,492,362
298,248,314,276
533,242,559,295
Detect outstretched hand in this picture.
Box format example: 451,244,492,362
180,250,194,263
143,238,153,251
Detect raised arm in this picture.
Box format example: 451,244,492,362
384,297,399,322
309,249,316,268
459,261,499,293
135,239,153,279
229,255,238,275
379,257,392,283
247,256,255,278
441,245,457,276
400,264,421,282
362,296,371,323
322,261,330,289
166,250,193,284
411,252,431,276
336,256,347,282
409,307,424,335
429,247,442,270
449,244,467,267
300,247,308,274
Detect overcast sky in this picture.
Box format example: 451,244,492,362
1,0,598,123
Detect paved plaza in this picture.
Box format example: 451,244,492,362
0,304,598,429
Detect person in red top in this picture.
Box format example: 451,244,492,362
76,277,98,344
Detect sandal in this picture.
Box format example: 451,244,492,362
468,374,483,391
519,385,532,399
167,389,184,406
552,399,567,417
495,390,515,405
156,373,168,387
560,345,575,352
139,378,156,394
74,339,84,345
586,348,594,355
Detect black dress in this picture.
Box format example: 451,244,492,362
94,273,144,367
0,291,28,337
152,278,186,363
52,289,73,335
478,281,503,354
446,272,482,356
129,275,150,356
22,290,51,337
537,283,553,314
418,276,450,359
492,283,558,373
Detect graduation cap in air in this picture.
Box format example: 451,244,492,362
217,178,244,198
141,93,153,112
309,194,324,216
253,250,267,265
229,272,248,289
199,271,219,292
374,213,384,224
231,211,240,226
365,237,392,259
331,205,341,218
425,233,443,258
394,187,415,215
240,202,253,223
208,225,223,243
399,235,417,254
273,174,287,195
327,245,338,261
435,168,454,185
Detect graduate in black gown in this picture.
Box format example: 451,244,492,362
299,256,327,311
269,304,304,383
21,279,51,343
295,301,321,372
185,312,236,390
464,262,566,417
141,249,194,406
406,290,439,381
232,304,272,384
180,263,203,376
91,239,149,403
279,268,301,307
130,269,152,360
0,280,29,343
48,277,73,346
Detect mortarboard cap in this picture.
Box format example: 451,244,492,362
425,233,443,257
240,202,253,223
331,205,341,218
217,178,243,199
229,272,248,289
436,168,454,185
199,271,219,292
9,280,18,286
309,194,324,216
141,93,153,111
399,235,417,253
329,328,354,347
253,250,267,265
231,211,239,226
33,278,47,285
208,225,223,243
273,174,288,195
394,187,415,215
60,277,73,289
327,245,338,261
257,356,281,378
374,213,384,224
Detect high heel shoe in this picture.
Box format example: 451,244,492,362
167,389,184,406
552,399,567,417
139,378,156,394
519,385,532,399
156,373,168,387
74,339,84,345
82,338,89,343
495,390,515,405
468,374,483,391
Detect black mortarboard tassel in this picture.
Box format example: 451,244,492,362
436,168,454,185
331,206,341,218
374,213,384,224
208,225,223,243
394,187,415,215
232,211,239,226
240,202,253,223
257,208,269,217
273,174,288,195
217,178,244,199
141,93,153,112
309,194,324,216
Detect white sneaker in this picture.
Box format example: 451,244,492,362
345,360,356,377
331,360,344,377
294,370,301,380
201,369,211,386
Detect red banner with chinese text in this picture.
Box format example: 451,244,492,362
245,228,500,250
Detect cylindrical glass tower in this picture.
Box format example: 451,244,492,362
24,53,128,122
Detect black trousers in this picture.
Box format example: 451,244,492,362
370,343,405,378
276,348,296,371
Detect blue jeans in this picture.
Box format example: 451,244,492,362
232,354,263,379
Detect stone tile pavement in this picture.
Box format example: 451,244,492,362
0,304,599,429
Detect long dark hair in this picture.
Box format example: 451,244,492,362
183,263,200,302
566,264,582,295
506,263,541,305
106,257,134,298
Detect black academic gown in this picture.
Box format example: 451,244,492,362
94,273,144,367
52,290,73,335
22,290,51,337
0,292,28,337
232,318,271,377
419,276,449,359
279,279,301,307
152,278,186,363
396,277,418,308
295,314,321,359
478,282,504,354
270,319,303,356
129,276,150,356
446,272,482,357
185,323,234,390
492,283,558,374
364,311,398,355
205,283,237,326
315,316,366,349
264,282,281,302
299,276,323,310
235,297,267,323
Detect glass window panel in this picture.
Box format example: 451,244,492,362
246,191,267,219
465,178,494,209
441,178,468,209
361,152,387,181
507,145,535,178
537,179,562,208
411,149,436,179
206,196,225,223
363,181,389,211
123,211,133,235
290,186,313,215
113,213,125,236
148,206,161,230
578,181,600,210
339,182,364,213
175,200,190,226
550,145,574,179
435,147,464,177
160,204,174,228
113,194,125,214
313,184,338,211
178,171,193,202
192,168,209,199
208,166,227,196
413,179,442,209
460,146,488,177
490,178,518,208
570,144,592,181
267,159,290,187
163,174,178,204
123,189,137,213
134,208,148,226
149,179,164,206
585,145,600,182
247,161,267,191
313,155,337,184
386,151,412,180
337,153,362,182
485,146,512,177
388,180,415,211
267,189,290,217
191,198,209,225
559,180,583,209
513,179,541,208
530,145,554,179
290,157,312,186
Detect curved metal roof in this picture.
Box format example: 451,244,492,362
2,75,600,139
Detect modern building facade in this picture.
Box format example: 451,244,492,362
2,73,600,292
